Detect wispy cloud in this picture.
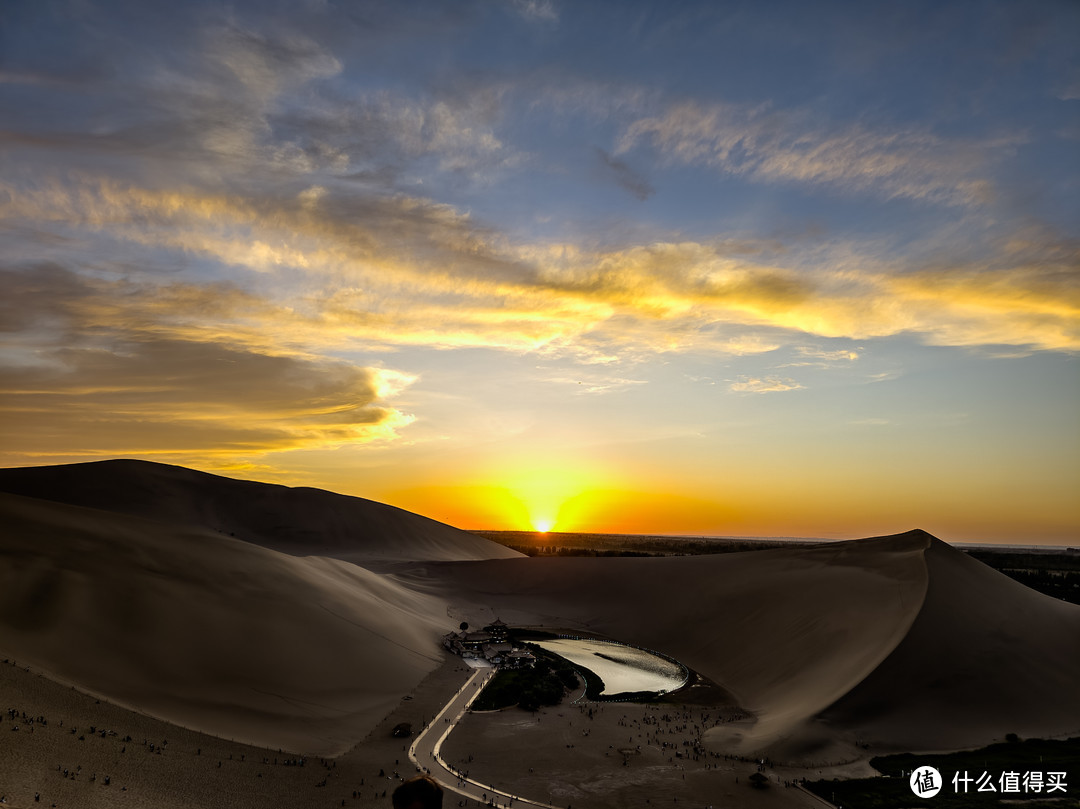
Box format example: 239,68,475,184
595,147,655,200
616,101,1010,206
730,376,804,393
781,346,861,367
1057,68,1080,101
511,0,559,23
544,372,647,395
795,347,859,362
271,86,520,181
0,12,520,192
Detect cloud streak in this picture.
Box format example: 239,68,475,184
730,376,804,394
3,177,1076,363
0,265,413,465
616,101,1008,206
595,147,655,200
511,0,559,24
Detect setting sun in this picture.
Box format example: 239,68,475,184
495,461,609,534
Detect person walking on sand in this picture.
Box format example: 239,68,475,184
392,775,443,809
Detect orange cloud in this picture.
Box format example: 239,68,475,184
2,177,1076,399
730,376,804,394
0,266,413,467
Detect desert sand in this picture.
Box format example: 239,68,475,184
1,460,1078,808
0,649,481,809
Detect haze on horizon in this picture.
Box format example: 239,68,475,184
0,0,1077,544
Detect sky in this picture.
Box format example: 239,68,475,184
1,0,1078,544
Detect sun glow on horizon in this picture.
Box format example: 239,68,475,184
494,461,603,533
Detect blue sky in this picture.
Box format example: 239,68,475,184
1,0,1077,542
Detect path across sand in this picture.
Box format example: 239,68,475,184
409,666,566,809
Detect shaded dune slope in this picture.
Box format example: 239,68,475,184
0,459,521,563
819,535,1080,751
0,492,450,756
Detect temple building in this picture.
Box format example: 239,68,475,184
441,619,535,668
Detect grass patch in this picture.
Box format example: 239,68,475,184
471,647,580,712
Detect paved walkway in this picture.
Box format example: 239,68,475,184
408,666,564,809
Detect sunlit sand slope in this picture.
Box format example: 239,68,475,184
0,459,521,563
819,536,1080,750
0,492,450,756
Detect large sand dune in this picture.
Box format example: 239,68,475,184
1,461,1077,766
0,459,522,563
819,534,1080,751
0,491,456,755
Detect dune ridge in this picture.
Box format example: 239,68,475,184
0,459,522,563
0,457,522,565
819,534,1080,751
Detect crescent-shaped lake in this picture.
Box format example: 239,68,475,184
534,638,687,696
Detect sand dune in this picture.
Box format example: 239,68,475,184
819,534,1080,751
0,491,451,756
399,530,1080,756
1,460,1077,768
398,533,929,754
0,459,522,563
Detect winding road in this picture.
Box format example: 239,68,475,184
407,665,564,809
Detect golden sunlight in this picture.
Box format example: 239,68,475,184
500,461,605,533
384,485,533,531
555,489,739,535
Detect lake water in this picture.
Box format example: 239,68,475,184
534,638,687,696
